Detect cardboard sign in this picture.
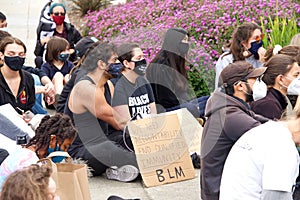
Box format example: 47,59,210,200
127,112,196,187
167,108,203,154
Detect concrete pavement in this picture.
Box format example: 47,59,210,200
0,0,201,199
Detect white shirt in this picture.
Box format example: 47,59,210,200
220,121,299,200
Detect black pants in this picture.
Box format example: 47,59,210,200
69,140,137,176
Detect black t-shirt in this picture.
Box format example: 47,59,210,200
112,75,155,118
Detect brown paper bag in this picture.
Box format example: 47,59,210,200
55,162,91,200
127,112,196,187
39,153,91,200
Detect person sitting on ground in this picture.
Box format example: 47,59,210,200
112,42,157,130
0,113,77,190
0,36,35,118
0,30,55,114
220,109,300,200
56,36,99,114
68,42,139,181
41,36,74,104
201,61,269,200
0,164,59,200
146,28,209,118
34,2,82,68
215,22,266,91
264,45,300,109
0,12,7,31
251,54,300,120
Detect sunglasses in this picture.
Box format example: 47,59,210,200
53,12,65,16
254,33,264,43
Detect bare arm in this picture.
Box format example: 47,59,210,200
94,83,120,130
150,102,157,114
113,104,131,130
69,79,120,130
40,76,55,104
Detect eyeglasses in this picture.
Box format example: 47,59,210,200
53,12,65,16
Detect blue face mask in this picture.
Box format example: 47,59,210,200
58,53,70,61
48,145,66,163
248,40,263,59
107,63,123,78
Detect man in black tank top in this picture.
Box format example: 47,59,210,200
67,42,139,182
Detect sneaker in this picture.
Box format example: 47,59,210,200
106,165,139,182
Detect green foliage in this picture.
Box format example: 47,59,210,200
260,14,300,48
83,0,300,95
187,70,211,97
71,0,110,16
187,59,215,97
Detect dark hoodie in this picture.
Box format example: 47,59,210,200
200,91,268,200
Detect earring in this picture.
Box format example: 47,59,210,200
243,51,249,57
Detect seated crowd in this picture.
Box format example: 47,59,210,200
1,2,300,200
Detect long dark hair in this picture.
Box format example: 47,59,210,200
148,50,188,91
262,54,297,86
223,22,261,61
80,42,116,72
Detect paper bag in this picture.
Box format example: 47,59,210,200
39,154,91,200
55,162,91,200
127,112,196,187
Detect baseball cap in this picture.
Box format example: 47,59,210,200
219,61,266,88
75,36,99,58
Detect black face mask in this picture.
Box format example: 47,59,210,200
4,56,25,71
107,63,123,78
132,59,147,76
178,42,189,55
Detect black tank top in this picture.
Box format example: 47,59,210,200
68,75,112,152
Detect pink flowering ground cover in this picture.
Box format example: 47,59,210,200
84,0,300,95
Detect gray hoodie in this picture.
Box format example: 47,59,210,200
200,91,268,200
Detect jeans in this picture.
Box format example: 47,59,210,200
31,74,48,114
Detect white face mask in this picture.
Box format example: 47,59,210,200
252,78,267,101
0,27,8,32
287,78,300,95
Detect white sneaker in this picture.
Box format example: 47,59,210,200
106,165,139,182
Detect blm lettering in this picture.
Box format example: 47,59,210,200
156,166,185,182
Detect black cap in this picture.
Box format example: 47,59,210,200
75,36,98,58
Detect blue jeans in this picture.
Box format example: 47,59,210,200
31,74,48,114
